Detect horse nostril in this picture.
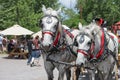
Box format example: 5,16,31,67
76,62,84,67
49,44,51,47
81,63,84,66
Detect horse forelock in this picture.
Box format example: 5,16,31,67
79,29,94,41
86,22,102,37
44,7,59,17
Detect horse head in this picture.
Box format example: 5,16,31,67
40,5,62,50
76,22,119,80
75,22,108,66
75,23,96,66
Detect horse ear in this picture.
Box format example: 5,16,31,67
89,23,95,33
57,8,61,14
78,22,82,30
92,19,96,23
42,5,46,14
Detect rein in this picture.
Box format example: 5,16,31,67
64,29,78,56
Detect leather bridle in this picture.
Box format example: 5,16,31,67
76,33,94,59
40,15,61,48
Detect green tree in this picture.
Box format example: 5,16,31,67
58,1,86,28
62,8,80,28
0,0,58,32
76,0,120,26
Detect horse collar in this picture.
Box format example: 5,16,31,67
64,29,74,39
96,29,105,59
53,31,60,46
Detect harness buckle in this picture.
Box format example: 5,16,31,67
89,57,98,63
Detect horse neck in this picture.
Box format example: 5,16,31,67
64,29,80,45
54,23,65,45
95,26,102,35
93,26,103,54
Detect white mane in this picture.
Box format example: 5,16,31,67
62,25,70,29
85,22,102,37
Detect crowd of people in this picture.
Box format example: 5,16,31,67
0,35,26,54
0,34,42,66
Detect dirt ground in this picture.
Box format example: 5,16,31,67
0,54,59,80
0,54,120,80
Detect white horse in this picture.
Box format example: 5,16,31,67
40,5,80,80
75,22,118,80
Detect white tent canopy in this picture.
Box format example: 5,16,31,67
32,30,42,38
1,24,34,35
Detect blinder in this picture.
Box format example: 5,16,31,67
73,35,78,46
39,19,43,28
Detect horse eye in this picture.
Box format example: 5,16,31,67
39,20,43,28
87,41,91,45
74,39,78,46
74,41,78,46
54,25,57,29
55,21,59,27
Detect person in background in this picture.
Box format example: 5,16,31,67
94,17,108,31
27,37,33,58
0,34,3,53
7,39,15,54
94,17,105,27
27,35,41,66
2,36,7,52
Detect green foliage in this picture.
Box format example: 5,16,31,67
0,0,58,32
62,8,79,28
75,0,120,26
1,0,120,31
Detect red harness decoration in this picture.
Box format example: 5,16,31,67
96,30,105,58
110,35,114,39
42,31,60,47
77,49,88,56
99,18,104,25
43,31,54,36
53,32,60,46
64,29,74,39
